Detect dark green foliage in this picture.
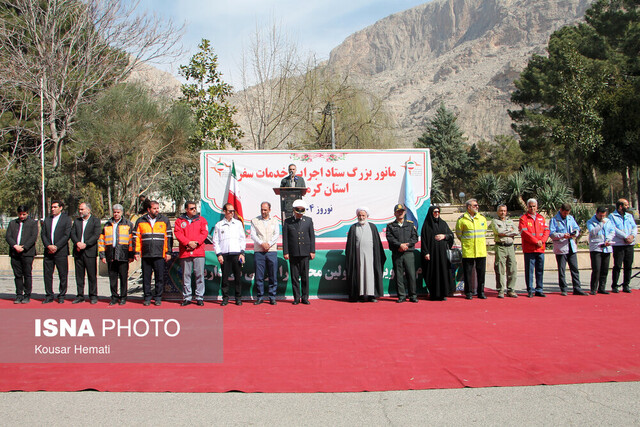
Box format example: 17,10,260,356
415,103,471,202
179,39,243,150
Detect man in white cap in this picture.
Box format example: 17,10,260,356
282,199,315,304
345,207,386,302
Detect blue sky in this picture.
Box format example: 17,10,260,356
135,0,428,87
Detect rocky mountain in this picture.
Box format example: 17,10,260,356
327,0,595,146
126,60,182,99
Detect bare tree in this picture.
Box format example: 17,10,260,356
238,20,310,150
0,0,183,170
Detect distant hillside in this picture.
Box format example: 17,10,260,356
327,0,595,145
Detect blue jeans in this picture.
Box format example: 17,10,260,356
254,251,278,299
524,252,544,293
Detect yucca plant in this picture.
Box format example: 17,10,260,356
537,183,573,214
473,173,506,209
506,171,529,210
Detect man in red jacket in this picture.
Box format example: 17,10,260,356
174,201,209,306
519,198,551,298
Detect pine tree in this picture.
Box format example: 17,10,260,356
415,103,469,202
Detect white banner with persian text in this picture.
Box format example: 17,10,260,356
200,149,431,239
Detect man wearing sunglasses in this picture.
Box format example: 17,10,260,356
212,203,247,306
282,199,315,304
455,199,488,300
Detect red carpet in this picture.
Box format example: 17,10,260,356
1,291,640,392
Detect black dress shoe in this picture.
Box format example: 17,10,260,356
119,299,126,305
612,286,619,293
109,300,118,306
301,299,310,305
573,290,588,296
220,300,228,306
154,300,162,306
235,300,243,306
74,297,85,304
57,298,65,304
43,297,54,304
143,300,151,306
14,296,23,304
292,300,300,305
21,297,30,304
465,295,473,300
196,300,204,306
561,291,568,296
589,291,597,295
527,292,534,298
623,287,632,293
370,298,378,303
396,298,406,303
535,292,546,297
254,299,264,305
90,298,98,304
597,290,610,294
269,299,277,305
409,297,418,303
180,300,191,306
478,294,487,299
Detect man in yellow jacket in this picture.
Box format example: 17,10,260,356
455,199,488,300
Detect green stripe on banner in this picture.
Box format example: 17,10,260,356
164,250,465,299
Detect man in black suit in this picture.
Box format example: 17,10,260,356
5,205,38,304
70,202,102,304
280,163,306,188
41,200,72,303
283,199,315,304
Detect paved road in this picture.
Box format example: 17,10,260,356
0,382,639,425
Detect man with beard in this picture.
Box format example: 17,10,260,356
587,206,616,295
610,198,637,293
133,201,173,306
280,163,306,188
345,207,386,302
41,200,72,303
71,202,102,304
420,205,455,301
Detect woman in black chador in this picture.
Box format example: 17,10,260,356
420,205,455,300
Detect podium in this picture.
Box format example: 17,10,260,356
273,187,307,223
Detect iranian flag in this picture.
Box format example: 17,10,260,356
227,161,244,224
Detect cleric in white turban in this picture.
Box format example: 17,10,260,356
345,207,386,302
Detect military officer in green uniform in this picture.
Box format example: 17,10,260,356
386,204,419,303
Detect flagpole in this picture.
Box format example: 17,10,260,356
40,77,46,220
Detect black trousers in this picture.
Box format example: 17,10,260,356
612,245,634,289
289,255,310,301
462,257,486,297
11,255,34,297
108,260,129,299
75,253,98,298
590,251,611,293
221,254,243,300
556,252,583,293
142,257,165,301
43,253,69,298
392,251,417,299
